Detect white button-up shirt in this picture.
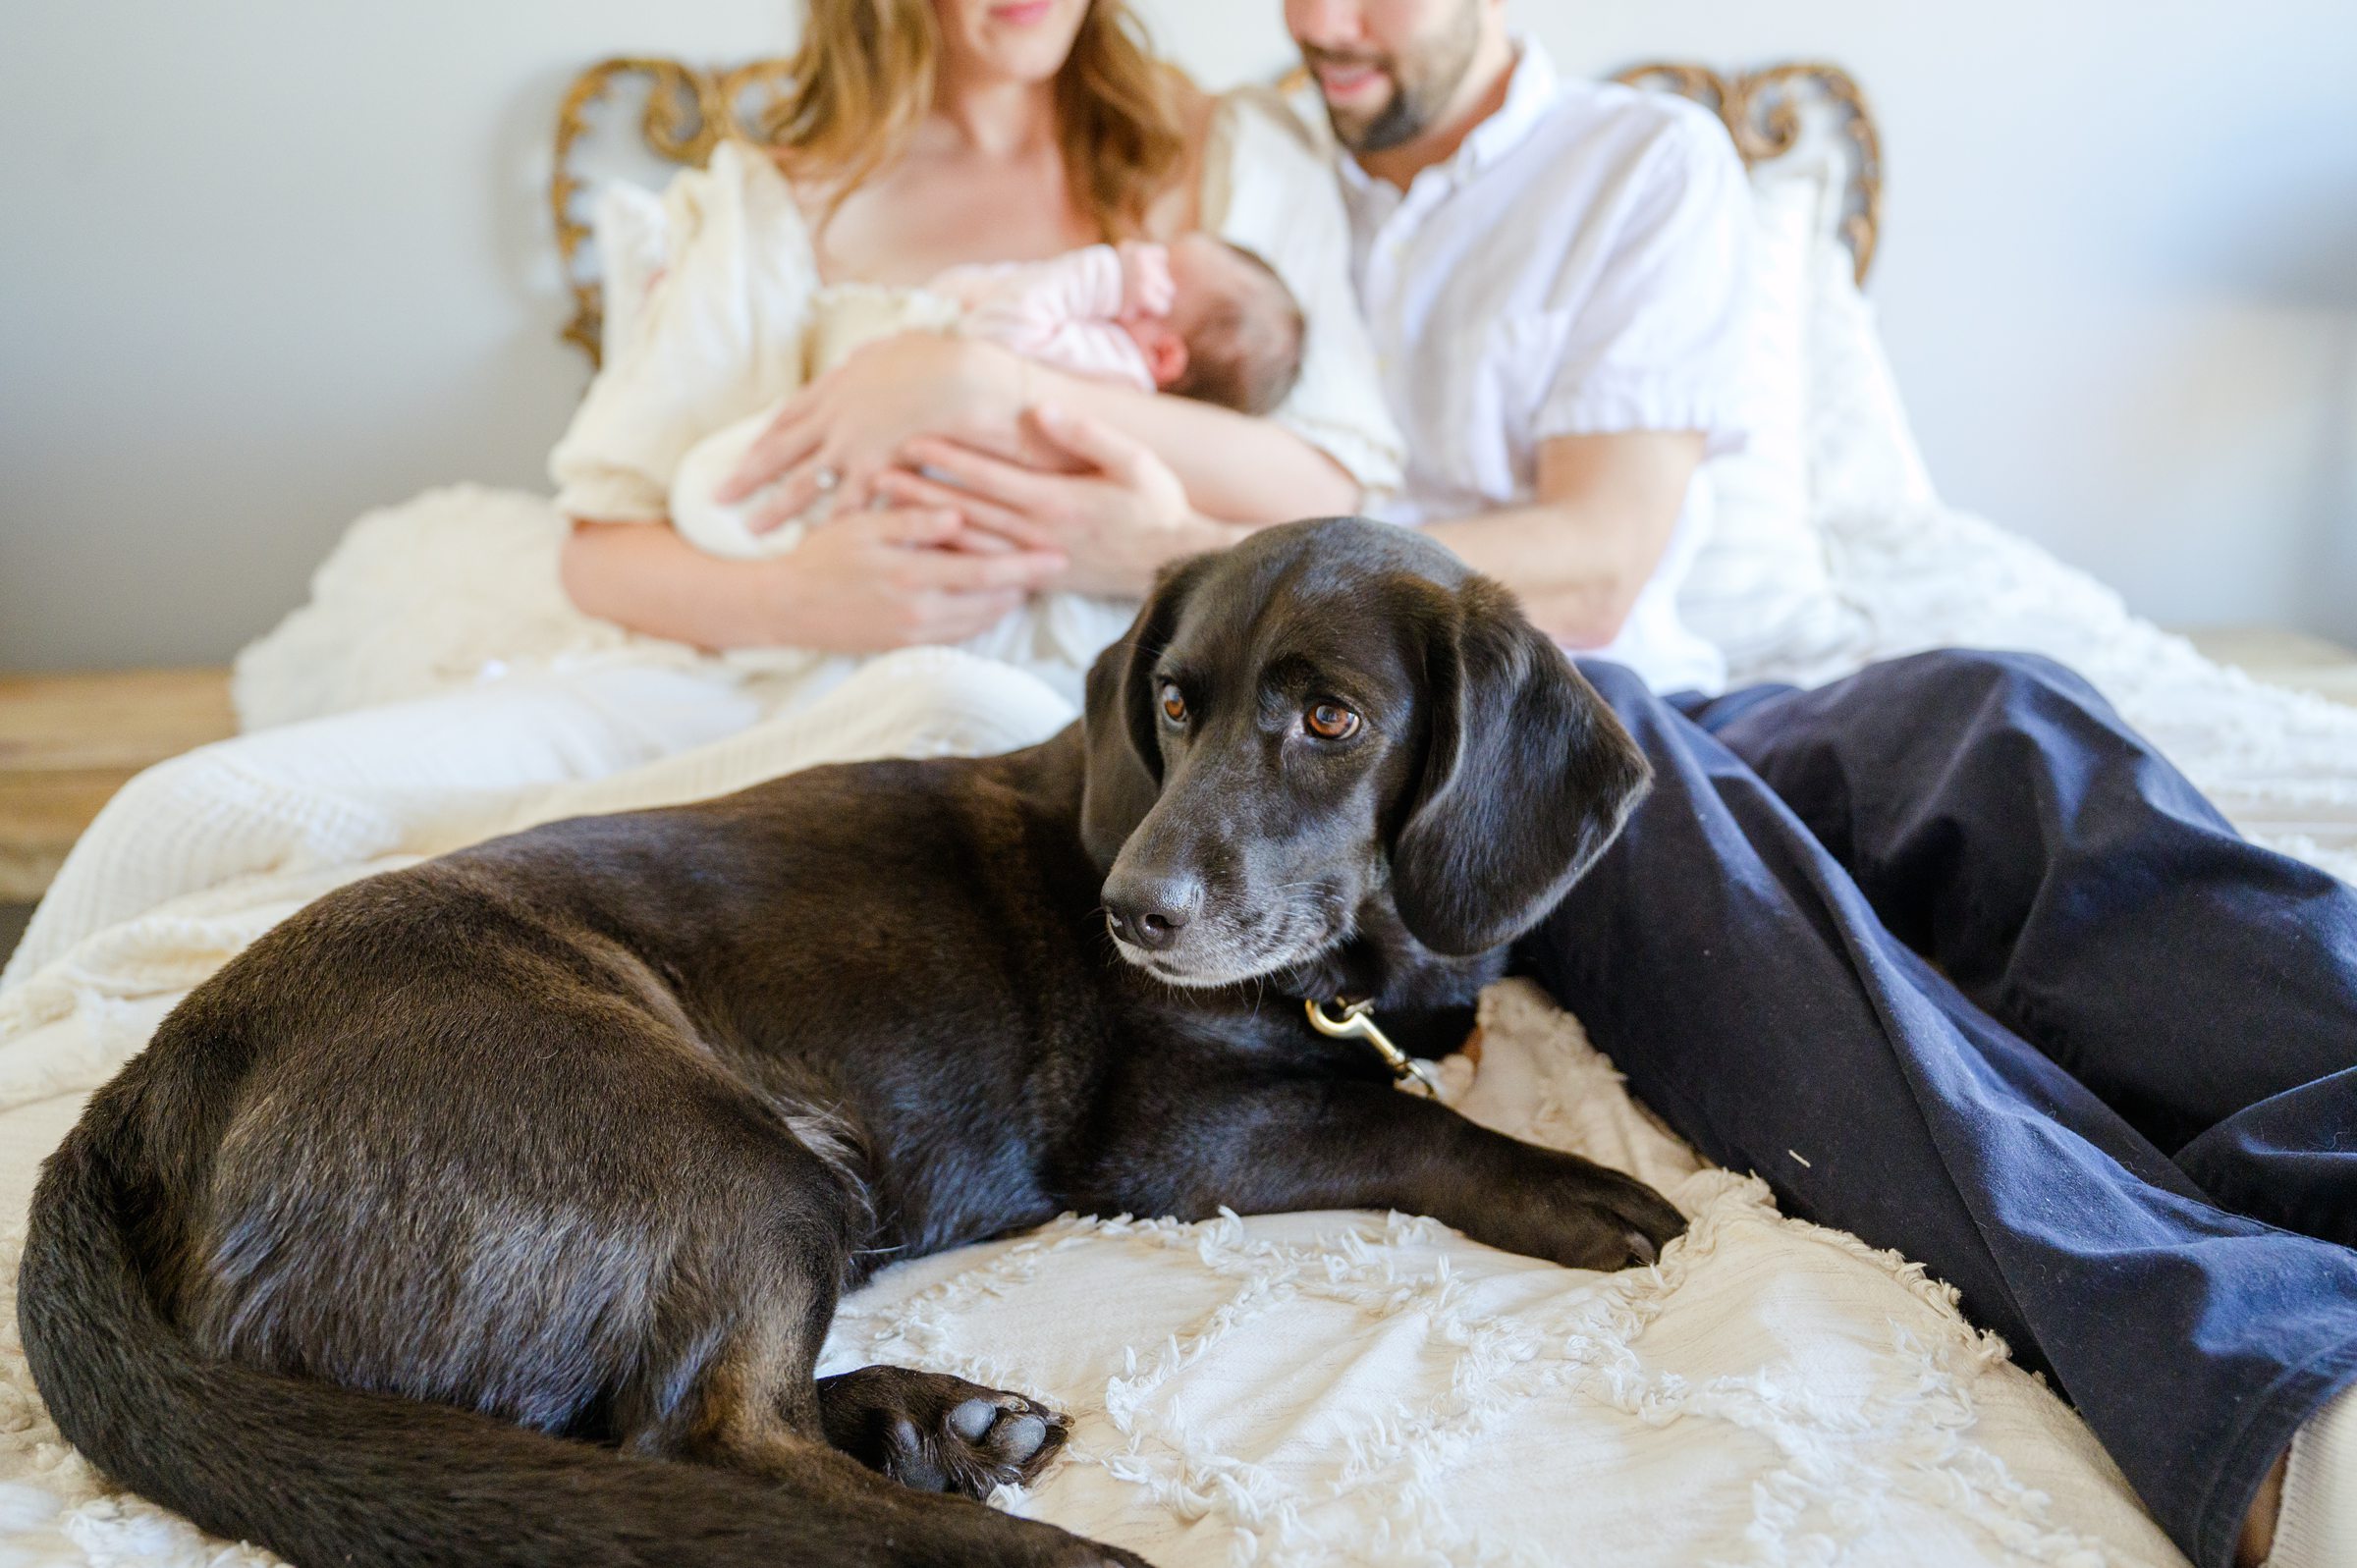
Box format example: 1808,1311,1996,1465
1334,42,1754,694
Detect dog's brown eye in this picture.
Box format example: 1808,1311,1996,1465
1159,681,1187,725
1305,701,1360,740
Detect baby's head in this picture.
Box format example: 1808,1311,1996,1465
1131,236,1304,417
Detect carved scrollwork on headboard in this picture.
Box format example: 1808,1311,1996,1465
553,58,806,364
553,59,731,363
1613,60,1884,287
551,56,1886,365
716,60,798,147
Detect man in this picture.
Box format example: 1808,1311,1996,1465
1281,4,2356,1567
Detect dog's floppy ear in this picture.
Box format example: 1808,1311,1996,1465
1080,555,1212,871
1390,576,1653,955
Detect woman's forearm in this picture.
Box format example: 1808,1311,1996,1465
559,519,780,650
561,512,1069,652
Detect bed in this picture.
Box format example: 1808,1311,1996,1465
6,56,2357,1568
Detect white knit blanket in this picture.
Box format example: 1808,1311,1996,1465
4,487,2355,1566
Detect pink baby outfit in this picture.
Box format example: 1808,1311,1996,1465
931,243,1174,393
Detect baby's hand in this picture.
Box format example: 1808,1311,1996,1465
1117,242,1175,320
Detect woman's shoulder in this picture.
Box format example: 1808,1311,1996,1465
644,138,821,265
661,138,827,220
684,137,805,207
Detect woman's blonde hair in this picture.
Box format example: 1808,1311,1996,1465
770,0,1187,241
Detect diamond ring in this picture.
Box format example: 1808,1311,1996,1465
812,464,842,494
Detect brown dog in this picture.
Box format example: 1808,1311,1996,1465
20,517,1679,1567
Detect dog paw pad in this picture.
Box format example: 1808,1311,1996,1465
820,1366,1070,1497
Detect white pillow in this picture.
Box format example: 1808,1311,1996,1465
1679,160,1853,671
591,180,670,367
1806,240,1938,514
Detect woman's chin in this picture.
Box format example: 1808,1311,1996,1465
968,39,1082,84
957,0,1087,81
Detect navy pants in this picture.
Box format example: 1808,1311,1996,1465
1523,651,2357,1568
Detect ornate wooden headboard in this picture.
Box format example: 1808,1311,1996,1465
550,58,1884,367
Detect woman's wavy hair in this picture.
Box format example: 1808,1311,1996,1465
770,0,1187,241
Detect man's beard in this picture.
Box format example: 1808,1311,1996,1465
1302,1,1482,154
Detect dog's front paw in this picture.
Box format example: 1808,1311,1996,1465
1540,1171,1687,1272
818,1365,1069,1495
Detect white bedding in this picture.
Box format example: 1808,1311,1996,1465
9,175,2357,1568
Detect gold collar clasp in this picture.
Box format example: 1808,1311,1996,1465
1305,998,1444,1099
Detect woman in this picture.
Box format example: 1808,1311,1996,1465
553,0,1398,657
10,0,1398,982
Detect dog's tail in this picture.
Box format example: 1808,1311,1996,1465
17,1103,941,1568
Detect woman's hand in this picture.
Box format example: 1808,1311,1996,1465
559,511,1065,654
877,404,1242,597
759,507,1068,650
716,334,1032,533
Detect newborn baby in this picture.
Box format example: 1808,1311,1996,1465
670,234,1304,560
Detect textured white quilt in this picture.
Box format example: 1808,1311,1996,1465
3,977,2192,1568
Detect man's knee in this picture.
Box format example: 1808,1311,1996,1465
1571,657,1665,714
1868,647,2105,719
1571,658,1702,756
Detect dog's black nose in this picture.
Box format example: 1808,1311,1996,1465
1104,878,1197,952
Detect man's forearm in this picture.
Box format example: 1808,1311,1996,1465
1421,502,1664,649
1421,430,1703,648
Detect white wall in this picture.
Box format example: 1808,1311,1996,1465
5,0,2355,669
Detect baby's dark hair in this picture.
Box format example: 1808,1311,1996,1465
1167,243,1305,417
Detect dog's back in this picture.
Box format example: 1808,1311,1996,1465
20,734,1135,1568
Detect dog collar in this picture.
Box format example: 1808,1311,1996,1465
1304,999,1444,1099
